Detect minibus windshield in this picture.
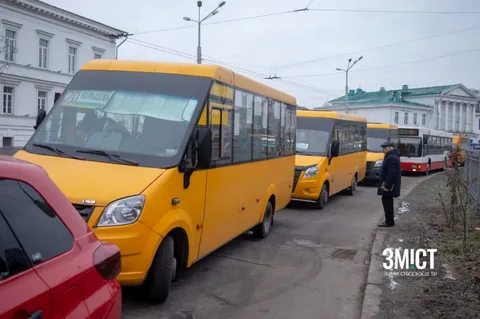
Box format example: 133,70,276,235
25,70,212,168
367,128,390,153
295,117,334,156
390,136,422,157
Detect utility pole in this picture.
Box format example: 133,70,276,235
184,1,226,64
336,56,363,114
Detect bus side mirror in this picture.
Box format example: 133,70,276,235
330,141,340,158
193,126,212,169
34,109,46,130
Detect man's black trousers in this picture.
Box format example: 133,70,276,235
381,195,395,225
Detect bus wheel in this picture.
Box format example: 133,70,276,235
346,175,357,196
253,201,273,238
316,183,329,210
144,236,175,303
424,164,430,176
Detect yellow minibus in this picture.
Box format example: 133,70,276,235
292,110,367,209
14,59,297,303
365,123,398,181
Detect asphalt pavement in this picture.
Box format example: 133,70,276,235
123,176,422,319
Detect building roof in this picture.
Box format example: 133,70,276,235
328,84,460,107
3,0,127,37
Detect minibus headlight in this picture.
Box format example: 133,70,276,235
374,160,383,167
304,166,318,178
97,195,145,227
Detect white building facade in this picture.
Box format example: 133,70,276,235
321,84,479,141
0,0,125,149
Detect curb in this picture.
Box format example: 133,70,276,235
359,172,443,319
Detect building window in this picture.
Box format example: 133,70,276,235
413,113,418,125
4,29,16,62
94,53,101,59
404,112,408,125
2,137,12,147
38,39,48,68
422,114,426,126
37,91,47,110
68,47,77,74
394,112,399,124
2,86,14,114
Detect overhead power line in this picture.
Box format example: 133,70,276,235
133,7,480,35
126,38,339,95
281,47,480,78
276,24,480,69
309,8,480,14
133,10,294,35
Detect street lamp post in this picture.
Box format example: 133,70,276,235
336,56,363,113
183,1,226,64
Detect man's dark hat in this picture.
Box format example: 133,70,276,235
380,140,394,148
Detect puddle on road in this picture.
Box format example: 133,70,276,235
292,239,322,248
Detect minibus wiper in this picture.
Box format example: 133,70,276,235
33,143,85,160
76,149,138,166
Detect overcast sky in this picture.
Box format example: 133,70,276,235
44,0,480,107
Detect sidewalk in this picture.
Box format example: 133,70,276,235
362,172,480,319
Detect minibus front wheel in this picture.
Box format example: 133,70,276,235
144,236,176,303
316,183,329,210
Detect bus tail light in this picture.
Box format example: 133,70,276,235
93,242,121,280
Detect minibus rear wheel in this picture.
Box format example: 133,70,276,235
346,174,357,196
253,201,273,238
144,236,175,303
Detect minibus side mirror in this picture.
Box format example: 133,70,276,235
181,126,212,189
34,109,46,130
193,126,212,169
330,141,340,158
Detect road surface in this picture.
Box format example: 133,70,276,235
123,176,421,319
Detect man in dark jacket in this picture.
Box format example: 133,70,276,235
378,140,402,227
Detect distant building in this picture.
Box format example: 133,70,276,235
0,0,126,152
319,84,480,141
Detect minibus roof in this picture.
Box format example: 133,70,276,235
367,123,398,129
80,59,296,105
297,110,367,122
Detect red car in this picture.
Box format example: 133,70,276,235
0,156,122,319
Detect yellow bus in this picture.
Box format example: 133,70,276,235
14,59,297,303
364,123,398,181
292,110,367,209
452,135,470,166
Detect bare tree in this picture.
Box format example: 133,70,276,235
0,34,14,74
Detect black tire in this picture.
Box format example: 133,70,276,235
315,183,329,209
253,202,273,238
424,164,430,176
346,174,357,196
143,236,175,303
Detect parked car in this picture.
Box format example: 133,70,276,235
0,156,122,319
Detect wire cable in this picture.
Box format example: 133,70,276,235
133,10,294,35
281,47,480,78
276,25,480,69
126,38,339,95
